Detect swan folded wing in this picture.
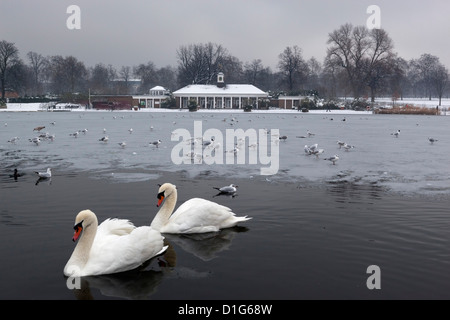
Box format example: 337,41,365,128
97,218,135,236
165,198,249,234
85,226,166,276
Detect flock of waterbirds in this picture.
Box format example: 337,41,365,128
4,113,440,184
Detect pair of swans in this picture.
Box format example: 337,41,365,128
64,183,250,277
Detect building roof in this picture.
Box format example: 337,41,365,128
173,84,267,97
150,86,166,91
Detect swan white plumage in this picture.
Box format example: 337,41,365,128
64,209,167,277
150,183,251,234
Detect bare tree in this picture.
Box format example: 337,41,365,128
243,59,276,91
49,55,87,94
89,63,114,94
133,61,157,93
176,42,230,86
387,57,409,100
277,45,308,92
27,51,48,95
410,54,440,100
0,40,20,99
155,65,177,91
306,57,322,91
244,59,264,85
326,24,394,100
431,63,449,106
116,66,132,94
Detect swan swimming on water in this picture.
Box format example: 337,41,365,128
151,183,251,234
64,209,167,277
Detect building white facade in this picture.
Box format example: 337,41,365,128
135,86,170,108
173,73,268,109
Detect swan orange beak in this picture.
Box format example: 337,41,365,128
157,191,165,207
72,222,83,242
157,195,164,207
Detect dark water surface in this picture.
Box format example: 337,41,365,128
1,170,450,300
1,110,450,299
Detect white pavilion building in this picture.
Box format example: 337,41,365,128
173,73,268,109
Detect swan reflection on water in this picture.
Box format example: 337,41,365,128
164,225,249,261
66,226,248,299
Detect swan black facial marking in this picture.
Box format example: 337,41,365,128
157,191,165,200
74,220,83,231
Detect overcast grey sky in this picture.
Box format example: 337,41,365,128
1,0,450,70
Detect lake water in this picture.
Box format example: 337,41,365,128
1,109,450,300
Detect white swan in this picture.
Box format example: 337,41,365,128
64,209,167,277
150,183,251,234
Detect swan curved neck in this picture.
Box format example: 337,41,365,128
152,190,177,230
66,223,97,272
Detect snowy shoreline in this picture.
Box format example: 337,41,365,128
2,98,449,115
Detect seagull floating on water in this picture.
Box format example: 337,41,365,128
324,155,339,165
213,184,238,194
29,137,41,145
337,140,346,148
305,143,324,158
391,130,400,138
203,138,215,147
118,141,127,148
35,168,52,178
150,139,162,148
33,126,46,132
343,143,355,151
428,137,438,144
8,137,19,144
99,136,109,143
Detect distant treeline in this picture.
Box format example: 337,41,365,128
1,23,449,105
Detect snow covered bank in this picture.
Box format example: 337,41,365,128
2,100,449,115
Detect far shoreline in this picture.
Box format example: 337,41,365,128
2,99,449,115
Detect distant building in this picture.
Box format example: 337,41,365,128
143,86,170,108
91,86,170,110
173,72,268,109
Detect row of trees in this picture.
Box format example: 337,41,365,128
1,23,449,104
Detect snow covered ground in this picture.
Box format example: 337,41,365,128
2,97,450,115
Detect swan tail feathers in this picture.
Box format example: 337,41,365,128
156,245,169,256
